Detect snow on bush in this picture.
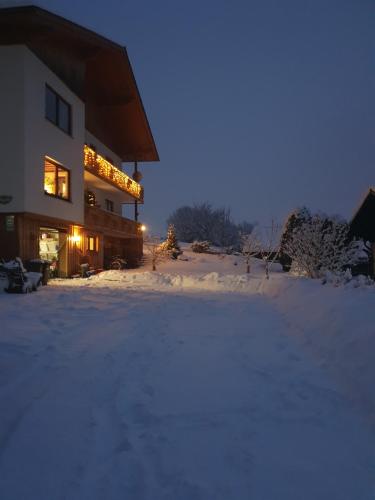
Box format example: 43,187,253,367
191,241,211,253
279,207,311,271
283,212,367,279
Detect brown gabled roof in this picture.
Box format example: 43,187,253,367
0,5,159,162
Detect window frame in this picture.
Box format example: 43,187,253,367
44,157,71,202
45,84,72,136
105,199,114,212
87,235,99,253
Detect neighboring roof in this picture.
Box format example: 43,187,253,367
0,5,159,162
350,188,375,242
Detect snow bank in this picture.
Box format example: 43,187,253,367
53,251,282,294
85,269,264,293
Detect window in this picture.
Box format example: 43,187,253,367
45,85,72,135
44,157,70,200
87,235,99,252
105,199,114,212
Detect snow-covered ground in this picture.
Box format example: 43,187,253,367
0,249,374,499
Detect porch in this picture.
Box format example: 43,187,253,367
84,205,143,268
84,205,142,238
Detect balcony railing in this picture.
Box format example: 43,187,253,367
85,204,142,237
84,145,143,201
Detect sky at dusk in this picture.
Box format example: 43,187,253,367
4,0,375,234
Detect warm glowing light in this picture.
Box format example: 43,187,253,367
83,145,143,200
141,224,147,232
44,182,54,194
70,226,82,246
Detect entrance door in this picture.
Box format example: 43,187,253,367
39,227,68,277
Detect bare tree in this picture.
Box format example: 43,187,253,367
240,231,261,274
144,236,170,271
259,220,281,280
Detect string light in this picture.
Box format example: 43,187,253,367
84,145,142,200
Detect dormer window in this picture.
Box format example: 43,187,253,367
45,85,72,135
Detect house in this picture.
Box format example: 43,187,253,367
350,188,375,277
0,6,159,276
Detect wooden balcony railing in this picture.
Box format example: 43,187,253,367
84,145,143,201
84,205,142,237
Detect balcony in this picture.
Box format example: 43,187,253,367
83,145,143,201
84,204,142,238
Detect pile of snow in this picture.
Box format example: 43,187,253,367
91,269,261,293
54,248,283,293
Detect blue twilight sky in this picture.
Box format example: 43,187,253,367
5,0,375,233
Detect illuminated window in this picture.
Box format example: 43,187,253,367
45,85,72,135
87,235,99,252
44,158,70,200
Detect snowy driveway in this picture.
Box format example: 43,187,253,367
0,285,374,500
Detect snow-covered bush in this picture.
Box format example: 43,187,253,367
321,269,374,287
191,241,211,253
279,207,311,271
284,213,367,279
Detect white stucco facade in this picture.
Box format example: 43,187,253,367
23,47,85,224
0,46,25,213
0,46,133,225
